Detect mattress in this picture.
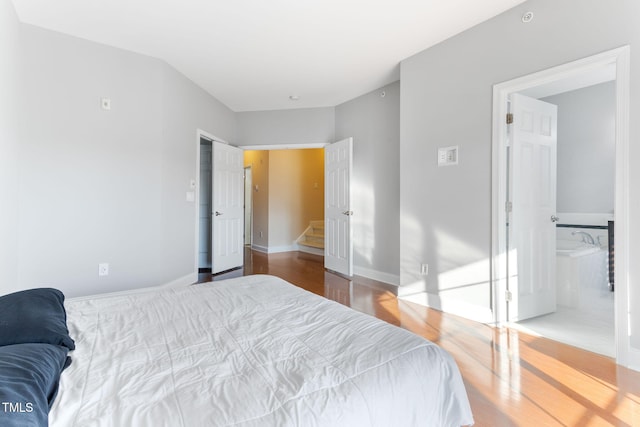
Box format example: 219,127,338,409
50,274,473,426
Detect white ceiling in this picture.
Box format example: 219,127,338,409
12,0,526,112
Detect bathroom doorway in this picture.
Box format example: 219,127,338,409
491,47,630,364
514,80,616,357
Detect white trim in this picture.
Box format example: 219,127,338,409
251,244,269,253
198,129,229,145
491,46,632,368
67,273,196,303
65,280,198,303
354,266,400,287
613,46,631,367
399,292,494,324
266,244,299,254
628,348,640,372
68,286,162,302
160,272,197,288
239,142,328,151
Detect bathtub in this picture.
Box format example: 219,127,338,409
556,239,608,309
556,239,601,257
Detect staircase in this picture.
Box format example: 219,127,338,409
297,220,324,255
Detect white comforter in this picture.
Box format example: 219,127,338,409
51,275,473,427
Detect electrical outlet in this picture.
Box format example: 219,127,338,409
98,263,109,276
420,263,429,276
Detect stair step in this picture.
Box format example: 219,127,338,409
304,232,324,239
297,220,325,251
299,240,324,249
304,234,324,243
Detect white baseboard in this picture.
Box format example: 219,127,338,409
250,244,299,254
160,272,197,288
267,244,298,254
354,266,400,287
69,273,197,302
625,346,640,372
251,244,268,253
399,291,494,324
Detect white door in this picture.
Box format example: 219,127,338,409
509,93,558,321
325,137,353,276
212,141,244,273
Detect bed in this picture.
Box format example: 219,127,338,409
4,274,474,426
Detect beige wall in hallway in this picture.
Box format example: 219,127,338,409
244,149,324,251
244,150,269,249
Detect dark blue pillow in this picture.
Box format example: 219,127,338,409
0,288,75,350
0,343,70,427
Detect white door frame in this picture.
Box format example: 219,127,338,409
491,46,631,366
194,129,230,274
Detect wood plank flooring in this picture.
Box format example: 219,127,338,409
198,249,640,427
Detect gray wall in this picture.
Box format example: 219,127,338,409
0,0,21,294
335,81,400,283
15,24,235,298
236,107,334,146
400,0,640,347
542,82,615,214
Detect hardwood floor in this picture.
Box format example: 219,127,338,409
198,249,640,426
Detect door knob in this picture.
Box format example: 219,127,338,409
342,210,353,216
214,211,223,216
550,215,559,223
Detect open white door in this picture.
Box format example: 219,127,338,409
211,141,244,273
509,94,558,321
325,137,353,276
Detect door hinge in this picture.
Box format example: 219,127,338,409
506,113,513,124
505,290,513,302
505,201,512,213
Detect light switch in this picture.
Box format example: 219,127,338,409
186,191,195,202
101,97,111,110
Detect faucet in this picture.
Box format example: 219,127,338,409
572,230,595,245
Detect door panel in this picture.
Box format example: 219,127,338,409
212,142,244,274
509,94,558,321
325,138,353,276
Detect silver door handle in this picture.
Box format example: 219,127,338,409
342,210,353,216
214,211,223,216
550,215,560,223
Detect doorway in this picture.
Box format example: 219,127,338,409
241,146,326,255
198,138,212,272
491,47,631,365
195,130,245,276
510,83,616,357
